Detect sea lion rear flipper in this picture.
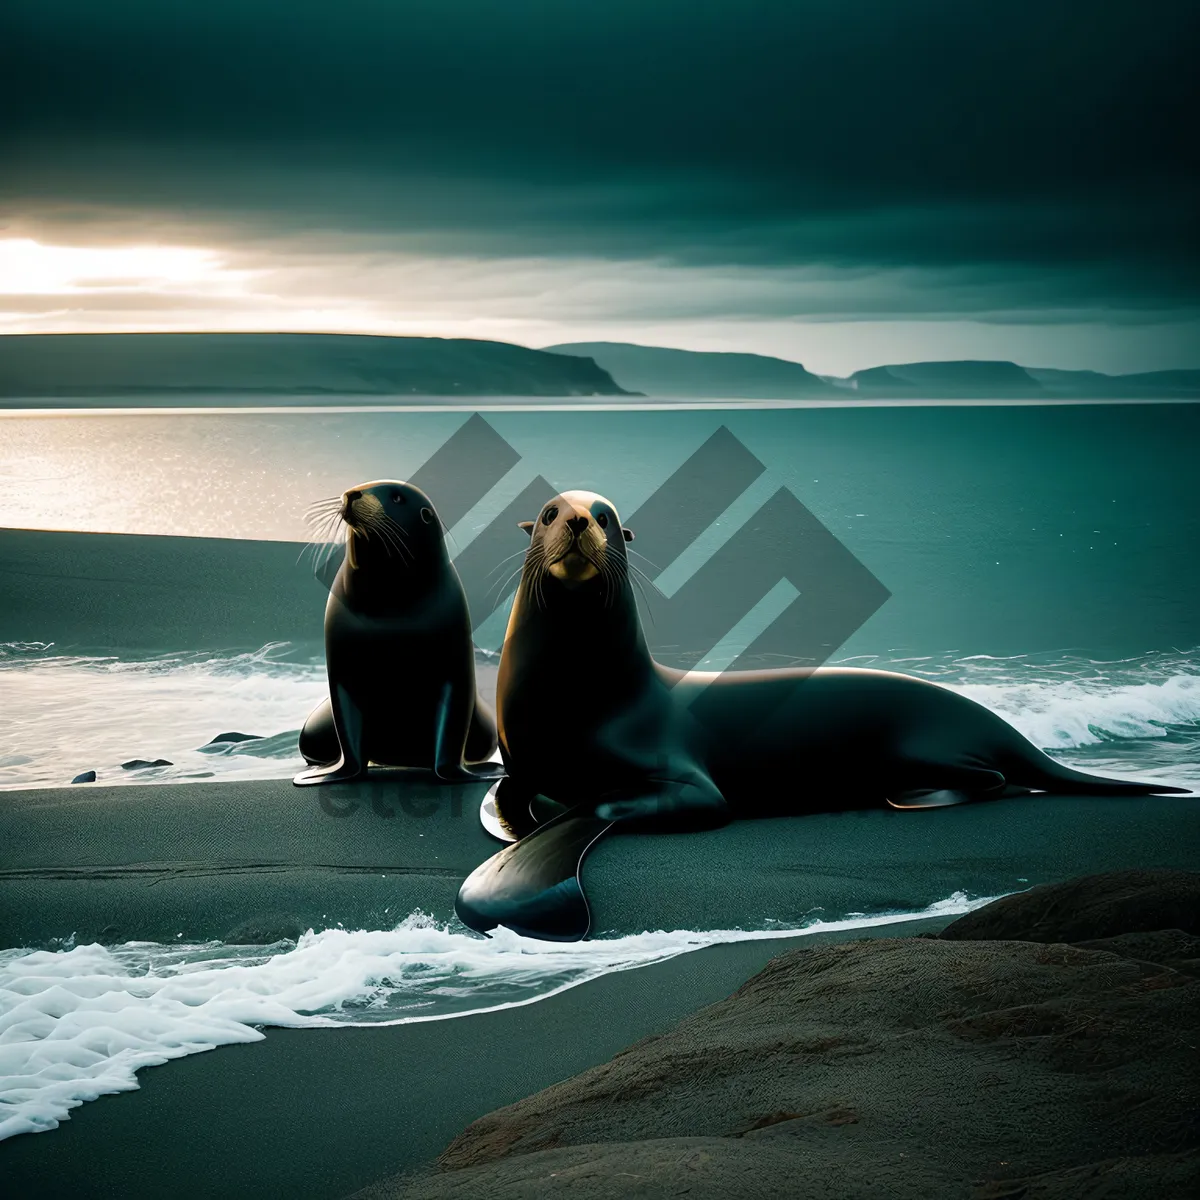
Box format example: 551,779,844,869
455,810,615,941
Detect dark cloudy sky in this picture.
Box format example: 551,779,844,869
2,1,1197,373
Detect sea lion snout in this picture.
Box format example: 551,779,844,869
341,487,388,528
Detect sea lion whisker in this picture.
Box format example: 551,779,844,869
531,553,549,611
628,567,660,627
363,514,410,563
372,513,414,560
312,523,344,573
486,547,533,580
517,551,543,609
628,572,656,626
297,512,345,567
628,561,662,598
598,555,619,608
362,517,396,557
610,559,631,611
627,548,662,572
303,509,342,533
390,530,415,566
489,564,528,603
304,501,344,523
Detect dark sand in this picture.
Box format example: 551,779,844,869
3,779,1198,947
1,775,1197,1197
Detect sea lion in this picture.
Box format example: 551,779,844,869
293,480,503,786
455,490,1188,940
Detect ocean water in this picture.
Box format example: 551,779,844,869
1,399,1197,1139
3,400,1198,660
0,892,994,1141
1,644,1197,792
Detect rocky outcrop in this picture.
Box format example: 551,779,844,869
939,868,1200,944
372,871,1200,1199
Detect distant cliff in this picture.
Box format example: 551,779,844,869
545,341,838,398
5,334,1195,403
0,333,631,400
841,359,1045,397
833,359,1200,399
547,342,1200,400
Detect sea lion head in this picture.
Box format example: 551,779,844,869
307,479,444,573
518,490,634,598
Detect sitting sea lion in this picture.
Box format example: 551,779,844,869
455,490,1187,940
293,480,502,786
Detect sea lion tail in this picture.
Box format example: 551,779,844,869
1013,749,1190,796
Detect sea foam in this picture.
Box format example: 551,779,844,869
0,892,992,1141
955,671,1200,749
1,645,1197,791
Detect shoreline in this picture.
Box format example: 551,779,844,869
5,396,1200,416
0,915,955,1199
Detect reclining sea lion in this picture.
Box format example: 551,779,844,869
456,490,1187,939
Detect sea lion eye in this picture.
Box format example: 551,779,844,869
393,492,407,504
541,505,558,526
420,506,435,524
596,512,608,529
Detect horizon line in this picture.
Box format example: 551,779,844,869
2,329,1198,381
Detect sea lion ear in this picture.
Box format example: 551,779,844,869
518,521,535,537
622,527,635,542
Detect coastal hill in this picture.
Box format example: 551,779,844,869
0,332,631,399
841,359,1200,398
551,340,1200,399
844,358,1046,396
545,340,839,398
3,332,1197,402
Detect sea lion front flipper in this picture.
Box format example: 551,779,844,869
887,789,975,810
593,776,730,831
455,810,615,941
431,682,505,783
293,685,367,787
434,762,507,783
886,761,1006,810
480,780,566,843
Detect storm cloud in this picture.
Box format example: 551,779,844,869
2,1,1197,364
